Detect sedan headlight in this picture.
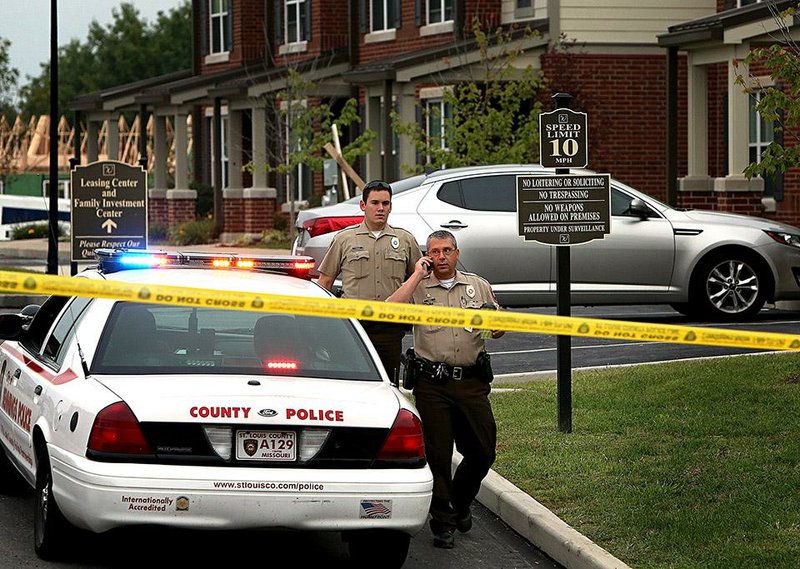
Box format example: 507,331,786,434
765,230,800,249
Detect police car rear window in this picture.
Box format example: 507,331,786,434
91,302,381,380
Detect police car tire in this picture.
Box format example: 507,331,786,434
0,449,28,495
346,529,410,569
33,448,73,560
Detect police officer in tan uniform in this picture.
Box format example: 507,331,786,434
317,180,422,384
388,229,504,549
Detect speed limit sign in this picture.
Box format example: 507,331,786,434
539,108,588,168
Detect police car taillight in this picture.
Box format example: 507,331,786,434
88,402,153,455
94,248,315,279
263,359,299,372
377,409,425,461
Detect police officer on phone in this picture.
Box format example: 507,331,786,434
317,180,422,384
387,229,504,549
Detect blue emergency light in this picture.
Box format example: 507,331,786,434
94,248,315,279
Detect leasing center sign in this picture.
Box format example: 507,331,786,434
70,160,148,262
517,174,610,245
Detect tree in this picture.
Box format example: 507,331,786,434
247,67,377,238
392,20,545,174
0,37,19,118
18,1,191,118
736,2,800,179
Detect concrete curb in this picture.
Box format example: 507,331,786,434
476,466,631,569
451,451,631,569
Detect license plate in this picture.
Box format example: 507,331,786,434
235,430,296,462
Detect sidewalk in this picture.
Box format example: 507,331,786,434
0,238,630,569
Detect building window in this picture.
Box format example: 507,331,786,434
209,0,231,54
209,115,230,188
749,88,780,198
372,0,398,32
425,98,452,162
285,0,308,44
427,0,453,24
515,0,534,19
737,0,761,6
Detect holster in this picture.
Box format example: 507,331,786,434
476,351,494,383
400,348,418,390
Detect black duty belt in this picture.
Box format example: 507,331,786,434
417,357,480,382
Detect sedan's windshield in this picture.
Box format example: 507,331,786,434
92,302,381,380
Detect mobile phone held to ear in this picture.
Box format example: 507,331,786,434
422,259,433,273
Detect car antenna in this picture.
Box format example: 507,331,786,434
76,341,91,378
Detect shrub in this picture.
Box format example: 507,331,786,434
273,212,288,233
11,222,66,240
148,221,169,243
190,181,215,218
168,218,215,245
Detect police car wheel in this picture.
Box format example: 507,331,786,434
33,447,72,560
346,529,410,569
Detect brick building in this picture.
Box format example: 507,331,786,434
70,0,800,241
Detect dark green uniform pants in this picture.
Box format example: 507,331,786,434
412,370,496,533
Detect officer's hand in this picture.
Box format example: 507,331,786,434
491,329,505,339
416,257,433,275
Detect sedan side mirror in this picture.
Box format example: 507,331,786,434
629,198,651,219
0,313,31,341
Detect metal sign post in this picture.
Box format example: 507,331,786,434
523,92,609,433
70,160,148,263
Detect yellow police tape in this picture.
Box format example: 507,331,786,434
1,269,799,352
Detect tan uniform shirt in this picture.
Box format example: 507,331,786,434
408,270,499,366
318,221,422,300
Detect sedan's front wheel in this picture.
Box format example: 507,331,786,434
34,447,73,560
690,251,768,320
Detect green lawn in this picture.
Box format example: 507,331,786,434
489,352,800,568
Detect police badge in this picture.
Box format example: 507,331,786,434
243,438,258,457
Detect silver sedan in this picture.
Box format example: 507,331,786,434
293,165,800,320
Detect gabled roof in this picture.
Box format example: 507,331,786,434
343,19,549,84
658,0,795,47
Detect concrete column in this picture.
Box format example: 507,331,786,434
713,44,762,193
251,106,268,188
107,115,119,160
397,84,417,174
174,113,189,190
227,109,243,189
153,114,168,190
87,120,99,163
366,94,382,181
679,56,712,193
728,47,750,177
687,60,708,177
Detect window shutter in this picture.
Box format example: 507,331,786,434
415,0,421,26
453,0,462,40
200,0,209,55
274,0,284,45
415,102,424,166
225,1,233,52
393,0,402,29
304,0,312,41
359,0,367,33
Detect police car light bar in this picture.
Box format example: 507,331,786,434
94,248,315,279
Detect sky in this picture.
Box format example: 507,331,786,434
1,0,186,84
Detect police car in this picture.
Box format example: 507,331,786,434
0,249,432,566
